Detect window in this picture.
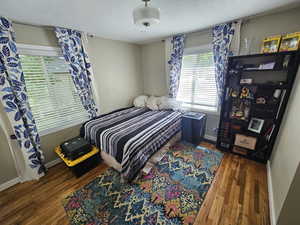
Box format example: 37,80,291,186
19,44,88,135
176,47,218,112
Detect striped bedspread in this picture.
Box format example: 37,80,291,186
81,107,182,181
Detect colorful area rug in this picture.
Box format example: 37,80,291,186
63,142,223,225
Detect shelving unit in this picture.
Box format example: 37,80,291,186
216,51,300,163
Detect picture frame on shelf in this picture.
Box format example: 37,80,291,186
234,134,257,150
248,118,265,133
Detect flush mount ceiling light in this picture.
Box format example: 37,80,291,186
133,0,160,28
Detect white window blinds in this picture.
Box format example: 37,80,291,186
20,54,88,135
176,49,218,111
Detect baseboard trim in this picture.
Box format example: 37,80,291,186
0,177,21,192
267,161,276,225
0,158,62,192
204,134,217,142
45,158,62,169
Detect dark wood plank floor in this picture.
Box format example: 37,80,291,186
0,142,270,225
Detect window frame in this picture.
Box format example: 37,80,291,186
178,44,220,115
17,43,88,136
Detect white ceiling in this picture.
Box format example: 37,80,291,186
1,0,300,44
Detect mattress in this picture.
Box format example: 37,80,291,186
81,107,182,181
100,131,181,176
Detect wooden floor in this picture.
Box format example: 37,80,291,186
0,142,270,225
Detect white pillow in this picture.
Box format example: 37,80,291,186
146,96,160,110
133,95,148,108
158,96,182,111
158,96,171,110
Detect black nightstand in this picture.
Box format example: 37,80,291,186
182,112,207,145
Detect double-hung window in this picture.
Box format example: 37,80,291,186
18,44,89,135
176,45,218,112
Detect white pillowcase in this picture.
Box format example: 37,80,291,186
157,96,170,110
133,95,148,108
158,96,182,111
135,95,182,111
146,96,160,110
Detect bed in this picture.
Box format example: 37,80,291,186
80,107,182,182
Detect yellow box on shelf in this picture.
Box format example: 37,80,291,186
279,32,300,52
261,35,281,53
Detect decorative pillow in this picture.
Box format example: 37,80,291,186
158,96,182,111
146,96,160,110
158,96,171,110
133,95,148,108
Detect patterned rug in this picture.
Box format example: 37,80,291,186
63,142,223,225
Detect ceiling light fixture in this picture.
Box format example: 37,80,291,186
133,0,160,28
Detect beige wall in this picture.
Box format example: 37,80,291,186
0,104,18,184
0,23,143,184
277,163,300,225
142,41,167,96
270,66,300,223
87,36,143,114
13,23,59,47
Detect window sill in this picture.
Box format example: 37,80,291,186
39,120,87,137
181,106,220,116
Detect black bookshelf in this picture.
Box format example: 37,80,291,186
216,51,300,163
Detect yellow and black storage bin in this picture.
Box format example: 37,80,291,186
55,144,101,177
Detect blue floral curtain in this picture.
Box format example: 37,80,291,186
0,16,45,180
168,34,185,98
54,28,98,118
212,23,235,106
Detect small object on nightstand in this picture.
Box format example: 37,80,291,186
182,112,206,145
